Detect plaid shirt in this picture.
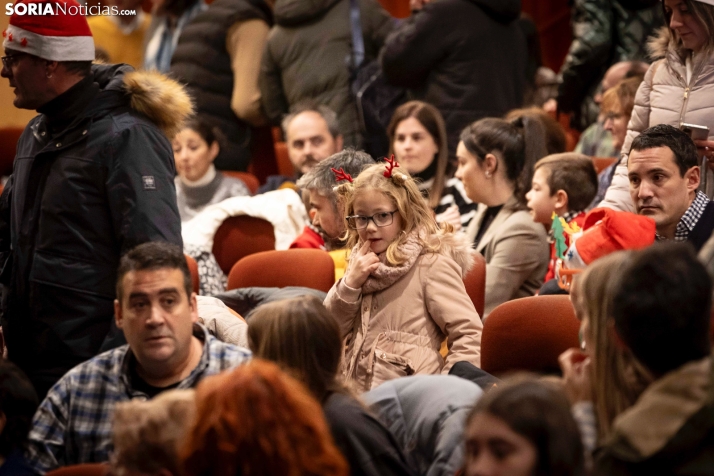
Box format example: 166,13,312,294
656,191,710,242
27,324,250,474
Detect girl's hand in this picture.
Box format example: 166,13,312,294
344,240,380,289
558,348,592,405
436,205,462,231
693,139,714,172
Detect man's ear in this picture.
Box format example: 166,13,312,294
45,60,59,77
686,165,701,192
335,134,344,153
189,292,199,324
114,299,123,329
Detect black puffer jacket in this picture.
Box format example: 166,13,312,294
380,0,527,155
0,64,188,396
259,0,394,148
171,0,272,171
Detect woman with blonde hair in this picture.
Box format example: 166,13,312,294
249,295,416,476
325,161,482,390
387,101,478,230
602,0,714,209
559,252,653,453
180,360,349,476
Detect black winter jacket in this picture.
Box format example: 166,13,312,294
380,0,527,154
0,64,187,396
171,0,272,171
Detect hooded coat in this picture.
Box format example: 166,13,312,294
0,64,189,396
600,27,714,211
259,0,394,148
324,231,483,392
380,0,526,154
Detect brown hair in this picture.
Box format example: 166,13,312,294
600,76,642,118
387,101,450,209
180,360,349,476
248,295,344,402
466,377,585,476
505,107,567,156
459,115,548,208
571,252,653,441
659,0,714,55
112,389,196,476
533,153,598,212
334,162,450,266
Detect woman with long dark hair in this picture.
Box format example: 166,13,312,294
455,115,550,317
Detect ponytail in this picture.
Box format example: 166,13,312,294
509,115,547,206
459,116,547,208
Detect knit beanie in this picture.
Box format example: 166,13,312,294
563,208,656,269
2,0,94,62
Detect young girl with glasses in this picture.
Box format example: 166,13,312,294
324,160,483,391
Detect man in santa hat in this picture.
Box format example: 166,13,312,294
0,0,189,397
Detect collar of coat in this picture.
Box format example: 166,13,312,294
356,227,475,295
607,356,711,460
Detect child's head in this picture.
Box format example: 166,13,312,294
526,153,598,224
335,161,439,265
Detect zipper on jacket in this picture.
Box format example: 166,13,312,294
675,53,706,125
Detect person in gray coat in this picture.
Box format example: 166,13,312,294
363,375,483,476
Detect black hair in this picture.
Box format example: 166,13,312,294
612,243,712,376
629,124,699,176
0,361,39,457
181,117,224,150
460,115,548,207
116,242,192,301
61,61,92,77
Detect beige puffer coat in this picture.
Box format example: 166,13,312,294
600,27,714,212
324,231,483,392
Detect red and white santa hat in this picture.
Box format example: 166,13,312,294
2,0,94,62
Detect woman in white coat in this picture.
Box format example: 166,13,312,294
601,0,714,211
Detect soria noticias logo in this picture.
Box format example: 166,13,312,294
5,2,136,15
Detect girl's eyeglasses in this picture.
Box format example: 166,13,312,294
346,211,398,230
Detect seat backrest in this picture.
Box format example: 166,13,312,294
481,295,580,375
592,156,617,175
212,216,276,275
184,254,199,294
46,463,109,476
0,127,23,177
463,253,486,317
273,141,294,177
221,171,260,195
227,249,335,292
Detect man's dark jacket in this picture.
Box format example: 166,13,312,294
0,64,186,396
380,0,527,155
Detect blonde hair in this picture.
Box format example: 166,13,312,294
571,252,653,441
111,389,196,476
654,1,714,58
334,162,449,266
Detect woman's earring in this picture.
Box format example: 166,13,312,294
46,73,52,79
485,171,491,178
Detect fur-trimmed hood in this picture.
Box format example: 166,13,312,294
91,63,193,138
647,25,674,59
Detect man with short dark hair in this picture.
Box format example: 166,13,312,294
0,361,38,475
627,124,714,250
26,242,250,474
0,0,187,397
258,102,344,193
594,243,714,475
